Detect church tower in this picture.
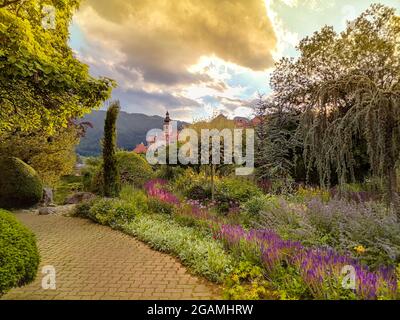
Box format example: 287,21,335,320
163,111,171,144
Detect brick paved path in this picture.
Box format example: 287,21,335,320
2,211,220,300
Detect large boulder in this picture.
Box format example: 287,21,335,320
0,157,43,209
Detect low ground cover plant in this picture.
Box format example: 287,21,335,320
223,261,278,300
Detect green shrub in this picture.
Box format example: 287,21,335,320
242,196,266,217
115,151,153,187
82,165,99,193
215,178,262,204
88,198,140,226
81,157,103,193
123,214,234,282
172,169,209,198
269,177,296,195
74,187,149,223
242,195,279,217
0,209,40,295
147,197,175,215
224,261,278,300
89,167,104,194
0,157,43,209
90,152,154,194
214,178,262,213
185,185,212,201
119,185,149,214
73,199,96,218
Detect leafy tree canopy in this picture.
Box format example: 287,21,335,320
269,4,400,202
0,0,115,134
0,122,87,186
254,96,301,183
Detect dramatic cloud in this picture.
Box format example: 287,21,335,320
76,0,277,86
71,0,398,121
115,87,201,118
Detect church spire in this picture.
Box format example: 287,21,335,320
164,111,171,123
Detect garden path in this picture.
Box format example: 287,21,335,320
2,209,220,300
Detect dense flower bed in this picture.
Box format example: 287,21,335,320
215,225,397,299
144,178,399,300
145,179,219,224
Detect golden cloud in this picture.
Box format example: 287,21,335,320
77,0,277,85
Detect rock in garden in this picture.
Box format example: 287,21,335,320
64,192,96,205
38,207,57,215
42,187,54,206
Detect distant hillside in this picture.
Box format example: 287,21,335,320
76,110,187,156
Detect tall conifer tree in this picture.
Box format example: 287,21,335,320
103,101,120,197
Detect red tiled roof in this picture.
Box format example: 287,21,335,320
133,143,148,154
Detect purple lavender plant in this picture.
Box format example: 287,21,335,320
215,225,398,299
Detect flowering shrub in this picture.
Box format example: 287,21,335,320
181,200,218,222
215,224,398,300
144,179,180,205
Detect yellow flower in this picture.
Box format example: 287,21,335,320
354,245,366,254
231,274,240,283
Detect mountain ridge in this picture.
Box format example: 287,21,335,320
76,110,188,156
